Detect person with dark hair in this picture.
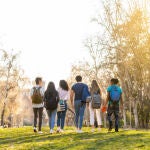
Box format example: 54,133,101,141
104,78,123,132
89,80,102,132
30,77,44,134
70,75,88,133
44,82,59,134
57,80,70,133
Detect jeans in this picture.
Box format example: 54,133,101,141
89,102,102,126
47,109,57,130
33,107,43,131
57,102,67,129
74,100,86,129
107,104,119,130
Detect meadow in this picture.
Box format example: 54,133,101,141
0,127,150,150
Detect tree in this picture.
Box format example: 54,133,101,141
0,49,26,126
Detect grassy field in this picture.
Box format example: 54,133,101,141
0,127,149,150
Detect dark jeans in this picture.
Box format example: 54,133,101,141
74,100,86,129
57,110,67,129
107,104,119,130
33,107,43,131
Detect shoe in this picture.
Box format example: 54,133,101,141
77,130,83,133
50,129,54,134
38,131,43,134
60,129,64,133
33,127,37,133
108,128,112,132
115,129,119,132
91,129,95,133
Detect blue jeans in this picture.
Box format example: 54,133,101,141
74,100,86,129
47,109,57,130
57,110,67,129
57,102,67,129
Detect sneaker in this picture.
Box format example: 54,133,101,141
33,127,37,133
50,129,54,134
38,131,43,134
108,128,112,132
115,129,119,132
77,130,83,133
60,129,64,133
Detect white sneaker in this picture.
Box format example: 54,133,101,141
77,130,83,133
60,129,64,133
91,129,95,133
50,129,54,134
38,131,43,134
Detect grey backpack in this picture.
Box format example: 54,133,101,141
91,94,101,109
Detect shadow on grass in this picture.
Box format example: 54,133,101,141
1,130,149,150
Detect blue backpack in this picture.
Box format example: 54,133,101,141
110,86,121,102
82,85,90,103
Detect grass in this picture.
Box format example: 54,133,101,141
0,127,150,150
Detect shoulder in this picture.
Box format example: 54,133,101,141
107,86,112,92
71,83,76,90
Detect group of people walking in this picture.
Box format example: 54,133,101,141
30,75,123,134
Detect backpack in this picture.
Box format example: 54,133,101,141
109,86,121,103
31,87,43,104
91,93,101,109
44,93,59,110
82,85,91,103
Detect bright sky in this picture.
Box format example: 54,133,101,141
0,0,101,85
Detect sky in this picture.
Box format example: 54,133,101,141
0,0,101,85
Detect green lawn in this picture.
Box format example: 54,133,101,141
0,127,149,150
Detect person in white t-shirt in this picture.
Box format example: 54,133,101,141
30,77,44,134
57,80,70,133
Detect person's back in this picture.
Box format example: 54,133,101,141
30,77,44,133
44,82,59,134
70,75,88,133
89,80,102,132
72,82,85,101
104,78,123,132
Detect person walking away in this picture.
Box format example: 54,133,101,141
30,77,44,134
104,78,123,132
70,75,88,133
89,80,102,132
44,82,59,134
57,80,70,133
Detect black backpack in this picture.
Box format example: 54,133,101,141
44,92,59,110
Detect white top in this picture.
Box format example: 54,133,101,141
30,85,45,108
58,88,70,101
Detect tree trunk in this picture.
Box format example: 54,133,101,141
1,103,6,126
133,100,139,129
123,107,127,128
130,100,132,128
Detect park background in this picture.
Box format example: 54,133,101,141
0,0,150,131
